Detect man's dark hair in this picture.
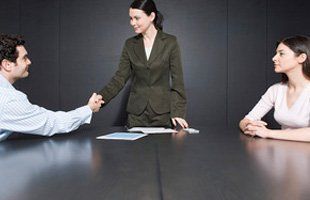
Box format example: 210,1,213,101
0,34,25,63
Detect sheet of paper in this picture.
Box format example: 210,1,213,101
127,127,177,134
96,132,147,141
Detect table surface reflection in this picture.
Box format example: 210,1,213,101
1,126,310,200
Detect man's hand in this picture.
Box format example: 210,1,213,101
87,93,104,112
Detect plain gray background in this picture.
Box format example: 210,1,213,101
1,0,309,130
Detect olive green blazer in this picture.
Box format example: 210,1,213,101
99,30,186,118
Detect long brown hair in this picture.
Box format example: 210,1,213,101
277,35,310,82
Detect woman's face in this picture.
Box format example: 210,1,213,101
129,8,155,34
272,43,302,74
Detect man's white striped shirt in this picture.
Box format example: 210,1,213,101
0,74,92,142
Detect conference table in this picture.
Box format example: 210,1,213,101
1,126,310,200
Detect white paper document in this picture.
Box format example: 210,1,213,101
96,132,147,141
127,127,177,134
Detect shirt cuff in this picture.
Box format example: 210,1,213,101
76,105,93,124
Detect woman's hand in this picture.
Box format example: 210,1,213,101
171,117,189,128
87,93,105,112
240,118,267,133
244,123,271,138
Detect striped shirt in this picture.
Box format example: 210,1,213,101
0,74,92,142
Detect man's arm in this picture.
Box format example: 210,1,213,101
0,92,103,137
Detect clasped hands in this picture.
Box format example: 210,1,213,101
243,120,271,138
87,93,105,112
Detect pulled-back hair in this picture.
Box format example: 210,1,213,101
130,0,164,30
277,35,310,82
0,34,25,63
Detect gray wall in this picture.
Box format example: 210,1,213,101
1,0,309,130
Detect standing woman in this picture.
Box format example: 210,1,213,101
99,0,188,128
239,35,310,142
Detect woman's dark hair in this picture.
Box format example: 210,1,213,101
0,34,25,63
130,0,164,30
277,35,310,82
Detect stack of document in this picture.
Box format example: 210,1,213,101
96,127,187,141
127,127,177,134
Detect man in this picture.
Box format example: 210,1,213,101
0,34,104,142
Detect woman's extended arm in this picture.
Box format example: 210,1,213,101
246,125,310,142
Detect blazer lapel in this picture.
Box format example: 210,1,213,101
133,34,147,65
148,31,166,65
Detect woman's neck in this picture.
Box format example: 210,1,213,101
287,66,310,90
142,25,158,44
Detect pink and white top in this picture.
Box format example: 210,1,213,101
245,83,310,129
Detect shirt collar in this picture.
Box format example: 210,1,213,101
0,73,15,90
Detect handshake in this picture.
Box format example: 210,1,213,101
87,93,105,112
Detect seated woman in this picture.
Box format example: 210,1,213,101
239,35,310,142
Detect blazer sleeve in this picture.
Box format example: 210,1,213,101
99,42,132,104
169,38,187,118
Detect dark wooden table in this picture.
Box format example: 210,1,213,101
1,126,310,200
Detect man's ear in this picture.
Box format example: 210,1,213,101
297,53,307,64
0,59,14,71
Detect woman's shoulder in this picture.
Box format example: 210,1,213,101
266,82,287,94
124,31,178,45
157,31,178,43
124,34,142,44
160,31,177,39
